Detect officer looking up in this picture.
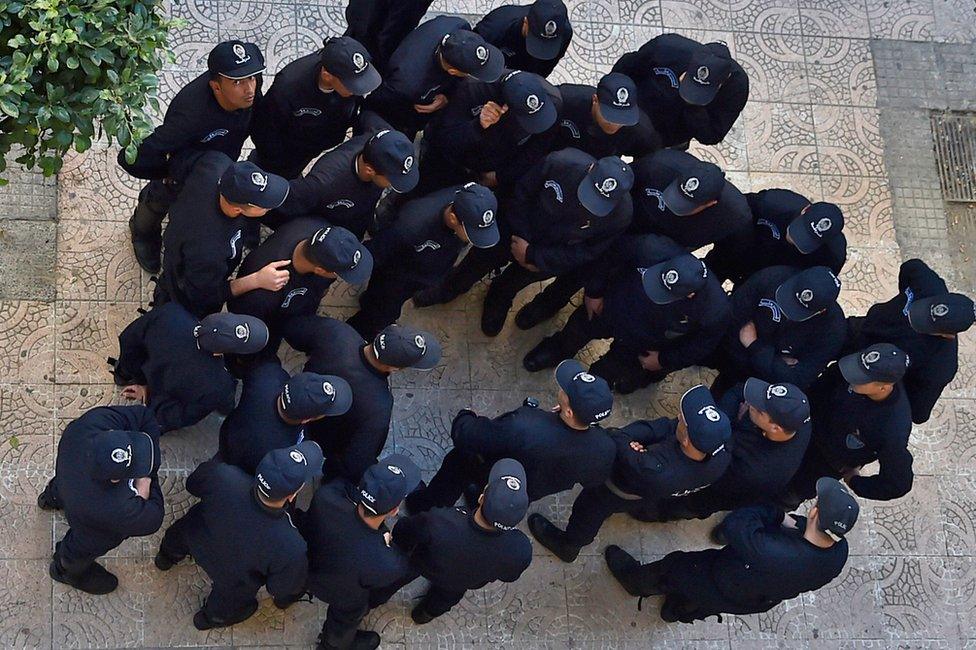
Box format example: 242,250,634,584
475,0,573,78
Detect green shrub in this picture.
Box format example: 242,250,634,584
0,0,178,183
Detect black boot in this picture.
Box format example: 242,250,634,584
480,292,509,337
129,216,162,275
522,336,565,372
709,522,728,546
412,283,460,308
153,549,182,571
514,296,562,330
50,557,118,595
411,602,437,625
316,630,381,650
528,514,581,563
604,545,661,597
37,480,61,511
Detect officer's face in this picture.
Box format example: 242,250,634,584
371,173,392,189
320,68,354,98
851,381,890,398
211,75,258,110
591,96,623,135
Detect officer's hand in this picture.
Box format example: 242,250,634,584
414,94,448,114
639,350,662,371
510,236,538,271
480,101,508,129
479,171,498,188
738,321,758,348
629,441,646,453
257,260,291,291
781,356,799,367
133,477,151,500
584,295,604,320
122,385,149,405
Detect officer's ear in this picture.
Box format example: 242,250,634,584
445,207,460,229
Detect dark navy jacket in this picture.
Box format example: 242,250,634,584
553,83,660,159
475,4,572,78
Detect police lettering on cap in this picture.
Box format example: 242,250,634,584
482,458,529,530
280,372,354,421
194,312,270,355
641,254,708,305
439,29,504,82
91,430,157,481
362,129,420,193
306,225,374,285
596,72,639,126
207,40,266,79
661,159,725,216
774,266,841,322
500,71,558,134
907,293,976,335
254,440,324,501
838,343,910,386
357,454,422,515
372,324,443,370
577,155,634,217
816,477,859,541
742,377,811,432
787,202,844,254
453,183,500,249
320,36,382,96
218,161,290,209
525,0,570,60
554,359,613,425
679,385,731,457
679,43,733,106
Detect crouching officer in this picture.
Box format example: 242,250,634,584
788,343,913,503
112,305,269,432
38,405,162,594
475,0,573,78
347,183,500,340
373,459,533,624
220,358,353,474
606,478,857,623
154,442,320,630
529,385,731,562
405,359,615,512
300,454,420,650
845,258,974,424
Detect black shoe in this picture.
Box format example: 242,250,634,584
129,218,162,274
193,610,216,631
528,513,581,562
709,523,728,546
37,484,61,511
412,284,456,308
411,603,437,625
604,545,660,597
318,629,380,650
614,372,652,396
50,558,118,595
514,298,560,330
154,550,179,571
480,297,509,337
522,337,564,372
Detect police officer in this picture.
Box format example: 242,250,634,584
154,154,291,319
344,0,436,69
249,36,382,179
630,149,752,248
272,128,419,239
284,317,442,481
711,265,846,393
523,236,730,394
405,359,615,512
300,454,420,650
220,358,353,474
365,16,505,135
846,258,974,424
373,459,533,624
605,478,858,623
155,442,320,630
653,378,812,521
228,221,373,337
705,190,847,285
475,0,573,78
528,385,731,562
38,405,162,594
347,183,500,340
611,33,749,148
112,306,269,432
123,41,265,273
789,343,913,503
415,69,561,195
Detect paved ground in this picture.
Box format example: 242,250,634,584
1,0,975,647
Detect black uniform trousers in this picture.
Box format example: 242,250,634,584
564,485,648,547
131,179,181,242
368,569,466,618
42,479,115,577
319,597,370,649
405,448,492,514
438,245,553,316
159,505,260,625
347,269,427,341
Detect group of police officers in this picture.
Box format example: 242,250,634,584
36,1,976,648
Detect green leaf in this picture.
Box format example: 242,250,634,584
0,98,19,118
8,436,19,449
65,55,79,69
51,105,70,122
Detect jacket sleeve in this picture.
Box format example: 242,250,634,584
848,442,914,501
119,103,199,179
658,300,731,370
365,223,409,270
115,479,165,537
281,315,326,355
619,418,673,446
115,314,152,385
610,39,655,80
582,236,642,299
331,401,392,481
450,409,519,458
80,404,161,435
392,512,433,556
266,543,309,601
150,385,233,434
177,241,234,316
503,163,547,239
905,367,953,425
720,504,783,561
275,171,331,218
687,73,748,145
898,258,947,295
185,460,220,499
526,205,630,276
747,311,845,389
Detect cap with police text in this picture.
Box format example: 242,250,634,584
787,202,844,254
743,378,810,432
363,129,419,194
440,30,505,82
320,36,381,96
679,385,731,457
679,43,733,106
357,454,422,515
219,162,290,209
280,372,354,421
254,441,324,500
816,477,859,541
373,324,442,370
577,156,634,217
453,183,500,249
554,359,613,425
839,343,909,386
307,226,374,285
195,313,270,355
208,41,265,79
91,430,157,481
642,254,708,305
662,159,725,216
908,293,975,335
775,266,841,322
596,72,639,127
500,70,558,134
482,458,529,530
525,0,570,60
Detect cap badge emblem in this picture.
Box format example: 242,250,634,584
681,177,699,197
504,476,522,490
352,250,362,266
403,155,414,174
322,381,335,397
232,43,250,65
596,177,618,197
475,45,489,63
251,172,267,191
414,335,426,350
694,65,710,84
289,450,306,463
352,51,366,72
526,94,542,113
235,324,249,340
932,303,949,318
798,288,814,306
813,217,832,236
111,447,132,465
863,350,881,366
662,269,679,289
388,464,403,475
575,371,596,383
700,405,721,422
481,209,494,226
615,86,629,105
769,385,788,398
544,19,558,37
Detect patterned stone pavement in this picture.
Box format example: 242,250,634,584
1,0,975,647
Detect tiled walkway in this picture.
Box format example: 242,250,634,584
1,0,974,647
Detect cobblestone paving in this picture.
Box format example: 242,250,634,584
1,0,975,647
